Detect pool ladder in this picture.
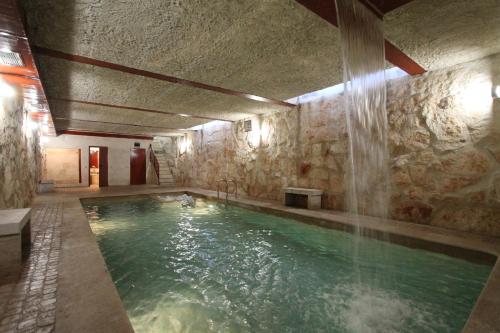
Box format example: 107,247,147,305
216,179,237,203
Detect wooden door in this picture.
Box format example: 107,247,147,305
130,148,146,185
99,146,109,187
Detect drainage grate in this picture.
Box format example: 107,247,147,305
0,50,24,67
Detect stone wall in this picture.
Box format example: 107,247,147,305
0,92,41,209
176,53,500,236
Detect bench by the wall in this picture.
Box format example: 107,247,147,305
0,208,31,284
282,187,323,210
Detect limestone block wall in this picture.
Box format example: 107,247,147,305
177,52,500,236
0,92,41,209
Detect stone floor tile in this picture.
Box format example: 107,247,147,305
0,204,62,333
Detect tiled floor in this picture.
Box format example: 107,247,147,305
0,204,62,333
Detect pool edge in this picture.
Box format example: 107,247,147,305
64,186,500,333
55,198,135,333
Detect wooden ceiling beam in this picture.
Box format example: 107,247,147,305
295,0,425,75
0,0,55,134
57,129,154,140
33,46,296,108
54,117,181,131
371,0,415,14
49,97,232,122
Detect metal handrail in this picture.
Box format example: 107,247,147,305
148,145,160,185
216,179,228,202
228,179,237,199
216,178,237,203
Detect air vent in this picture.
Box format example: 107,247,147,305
243,119,252,132
0,51,24,67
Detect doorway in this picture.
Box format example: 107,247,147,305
130,148,146,185
89,146,109,187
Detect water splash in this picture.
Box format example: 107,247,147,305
336,0,390,221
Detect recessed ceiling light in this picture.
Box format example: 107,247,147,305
0,50,24,67
178,114,190,117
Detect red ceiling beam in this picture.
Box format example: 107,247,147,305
295,0,425,75
49,97,232,122
58,130,154,140
0,0,55,133
384,40,425,75
54,117,180,131
372,0,415,13
33,46,296,108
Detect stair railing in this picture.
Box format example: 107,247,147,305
148,144,160,185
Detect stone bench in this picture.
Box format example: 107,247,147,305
38,180,55,193
0,208,31,284
282,187,323,210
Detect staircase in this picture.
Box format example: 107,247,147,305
151,141,176,187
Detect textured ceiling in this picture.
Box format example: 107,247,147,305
21,0,500,135
37,56,288,122
22,0,342,135
384,0,500,70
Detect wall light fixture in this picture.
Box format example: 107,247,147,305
0,80,16,98
493,85,500,99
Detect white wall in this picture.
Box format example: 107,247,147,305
42,134,153,186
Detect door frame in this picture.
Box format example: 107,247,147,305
88,146,97,187
88,146,109,187
130,148,147,185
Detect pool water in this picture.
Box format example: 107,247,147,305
82,196,492,333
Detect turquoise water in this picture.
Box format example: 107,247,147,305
83,196,492,333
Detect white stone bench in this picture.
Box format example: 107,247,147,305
0,208,31,284
282,187,323,210
38,180,54,193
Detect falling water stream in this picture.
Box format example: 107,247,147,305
335,0,397,317
336,0,390,221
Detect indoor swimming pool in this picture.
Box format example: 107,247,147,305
82,195,492,333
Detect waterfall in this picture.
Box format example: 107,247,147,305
336,0,390,223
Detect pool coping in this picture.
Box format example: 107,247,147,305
42,186,500,333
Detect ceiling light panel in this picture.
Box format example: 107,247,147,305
0,50,24,67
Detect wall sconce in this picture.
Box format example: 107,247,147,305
29,121,39,131
493,85,500,99
0,80,16,98
179,135,188,154
249,118,261,148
